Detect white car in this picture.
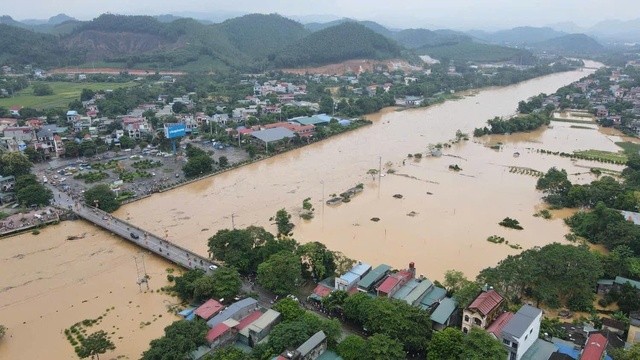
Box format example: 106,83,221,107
208,265,218,270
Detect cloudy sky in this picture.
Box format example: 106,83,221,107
5,0,640,30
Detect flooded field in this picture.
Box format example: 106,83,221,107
115,63,618,280
0,221,179,359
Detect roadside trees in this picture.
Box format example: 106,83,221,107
0,152,32,177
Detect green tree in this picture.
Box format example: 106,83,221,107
80,88,96,102
206,346,250,360
0,152,32,177
322,290,348,313
0,324,6,339
192,275,217,302
23,147,42,163
84,184,120,212
207,228,266,275
118,135,135,149
183,155,213,177
366,334,405,360
257,251,302,296
268,320,312,354
536,167,573,207
218,156,229,168
427,327,464,360
461,328,507,360
297,241,336,280
617,283,640,315
172,269,205,302
272,298,305,322
273,208,294,237
610,342,640,360
142,320,208,360
32,83,53,96
210,267,242,301
16,183,52,206
337,335,367,360
75,330,115,360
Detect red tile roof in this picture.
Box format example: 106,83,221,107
313,284,333,299
206,323,230,343
581,333,607,360
468,290,504,316
194,299,224,320
235,310,263,330
377,270,412,295
487,312,514,338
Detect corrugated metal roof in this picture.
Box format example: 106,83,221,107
420,286,447,307
194,299,223,320
251,127,296,143
468,290,504,316
207,298,258,328
392,279,420,300
430,297,458,325
357,264,391,290
338,271,360,285
403,278,433,305
502,305,542,339
206,323,230,343
615,276,640,290
297,331,326,356
248,309,281,332
581,333,607,360
349,263,371,277
487,312,514,337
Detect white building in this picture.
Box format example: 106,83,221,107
500,305,542,360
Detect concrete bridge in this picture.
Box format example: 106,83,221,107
50,186,216,273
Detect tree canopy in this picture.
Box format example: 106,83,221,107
142,320,208,360
84,184,120,212
75,330,115,360
257,251,302,296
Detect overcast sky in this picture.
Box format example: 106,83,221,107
5,0,640,30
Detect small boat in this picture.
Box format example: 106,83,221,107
326,197,343,205
513,152,520,158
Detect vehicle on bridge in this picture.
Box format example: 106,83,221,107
130,232,140,239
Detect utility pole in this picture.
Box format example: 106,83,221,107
378,156,382,182
231,213,236,229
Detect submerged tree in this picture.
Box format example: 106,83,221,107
75,330,115,360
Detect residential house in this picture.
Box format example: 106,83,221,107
357,264,391,293
419,285,447,311
206,298,259,328
122,116,150,139
277,331,327,360
627,311,640,345
3,127,33,142
245,309,281,346
35,125,66,157
499,305,542,360
461,289,505,333
206,321,238,348
594,105,608,118
400,278,433,306
376,262,416,297
430,297,458,331
580,333,607,360
334,262,371,291
194,299,224,321
66,110,80,123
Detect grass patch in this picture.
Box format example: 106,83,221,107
0,81,136,109
574,149,627,163
616,141,640,157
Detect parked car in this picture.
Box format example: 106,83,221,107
130,232,139,239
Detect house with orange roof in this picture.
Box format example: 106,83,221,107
461,289,505,333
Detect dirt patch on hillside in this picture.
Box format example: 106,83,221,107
281,59,422,75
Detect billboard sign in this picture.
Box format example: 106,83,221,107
164,123,186,139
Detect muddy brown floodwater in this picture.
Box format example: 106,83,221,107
114,62,614,279
1,61,617,359
0,222,179,359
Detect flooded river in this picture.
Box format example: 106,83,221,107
2,61,621,359
115,62,617,278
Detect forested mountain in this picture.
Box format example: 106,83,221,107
530,34,604,54
273,22,402,68
393,28,471,48
417,41,534,64
468,26,568,45
218,14,309,59
305,18,394,38
0,24,84,67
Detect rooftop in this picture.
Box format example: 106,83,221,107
468,290,504,316
251,127,296,143
338,271,360,285
248,309,281,332
581,333,608,360
487,312,514,338
430,297,458,325
520,339,560,360
377,270,412,295
311,284,333,299
349,262,371,277
291,115,330,126
614,276,640,290
206,323,230,343
236,310,264,331
502,305,542,339
357,264,391,290
392,279,420,301
297,331,326,356
404,278,433,305
420,286,447,308
194,299,224,320
206,297,258,328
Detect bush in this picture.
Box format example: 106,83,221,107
499,217,523,230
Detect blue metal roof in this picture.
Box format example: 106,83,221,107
349,263,371,277
206,298,258,328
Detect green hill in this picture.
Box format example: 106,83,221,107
393,28,471,48
0,24,84,67
273,22,402,68
531,34,604,55
305,18,394,38
217,14,309,59
418,40,534,63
